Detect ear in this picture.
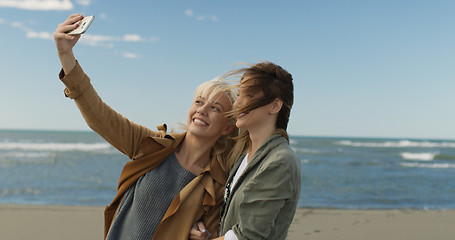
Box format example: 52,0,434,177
220,123,235,135
270,98,283,114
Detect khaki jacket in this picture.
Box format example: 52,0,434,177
59,62,226,239
220,133,301,240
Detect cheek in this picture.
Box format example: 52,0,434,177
211,114,228,127
233,99,242,109
187,107,196,122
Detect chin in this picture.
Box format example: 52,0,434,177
235,120,245,129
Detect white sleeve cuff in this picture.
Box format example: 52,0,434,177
224,230,239,240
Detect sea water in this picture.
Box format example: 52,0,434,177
1,130,454,209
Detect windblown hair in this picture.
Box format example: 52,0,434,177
224,61,294,163
226,61,293,130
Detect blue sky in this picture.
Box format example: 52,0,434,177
0,0,454,139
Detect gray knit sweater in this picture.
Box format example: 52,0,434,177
106,153,195,240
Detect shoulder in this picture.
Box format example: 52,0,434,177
264,138,299,166
260,138,300,178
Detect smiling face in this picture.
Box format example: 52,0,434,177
186,92,234,141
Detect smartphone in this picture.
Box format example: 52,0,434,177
68,15,95,35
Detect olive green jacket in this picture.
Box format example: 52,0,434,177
59,62,226,240
219,133,301,240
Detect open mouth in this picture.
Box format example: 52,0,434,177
193,117,208,126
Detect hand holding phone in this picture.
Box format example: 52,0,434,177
68,15,95,35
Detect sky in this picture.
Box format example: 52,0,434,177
0,0,454,140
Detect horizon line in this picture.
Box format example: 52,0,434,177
0,128,453,141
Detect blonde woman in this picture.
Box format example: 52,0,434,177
54,14,239,239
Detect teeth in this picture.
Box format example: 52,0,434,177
194,118,208,125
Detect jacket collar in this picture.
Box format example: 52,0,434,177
229,131,288,180
225,132,289,201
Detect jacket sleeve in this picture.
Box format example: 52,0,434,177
59,61,158,159
202,185,225,238
231,151,298,239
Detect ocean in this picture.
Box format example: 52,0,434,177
1,129,454,209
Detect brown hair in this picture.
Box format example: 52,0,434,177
223,61,294,166
226,61,294,130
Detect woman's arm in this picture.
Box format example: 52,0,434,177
54,15,156,158
54,14,81,75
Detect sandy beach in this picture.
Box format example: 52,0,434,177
1,205,454,240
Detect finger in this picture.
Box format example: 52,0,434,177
189,230,204,240
55,17,81,35
189,224,203,237
197,221,207,231
65,14,83,25
56,24,78,34
196,222,212,239
54,27,77,40
53,30,80,40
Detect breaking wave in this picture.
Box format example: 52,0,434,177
337,140,455,148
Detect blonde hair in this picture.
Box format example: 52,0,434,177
192,77,240,174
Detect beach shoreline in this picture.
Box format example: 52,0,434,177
1,205,454,240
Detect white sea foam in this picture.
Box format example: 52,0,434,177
300,159,309,164
400,152,438,161
0,152,52,158
0,141,110,151
337,140,455,148
400,162,455,169
0,187,41,197
292,147,322,154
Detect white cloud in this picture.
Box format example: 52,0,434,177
79,34,116,47
27,31,53,40
11,21,24,28
99,13,107,20
79,33,159,47
184,9,194,17
0,0,74,11
8,20,52,40
75,0,90,6
123,34,142,42
121,34,159,43
11,21,33,32
7,19,158,47
2,17,157,59
121,52,139,59
184,9,219,22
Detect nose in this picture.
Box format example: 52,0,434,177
197,102,209,115
233,96,243,109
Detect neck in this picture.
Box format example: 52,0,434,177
175,133,217,175
246,125,276,162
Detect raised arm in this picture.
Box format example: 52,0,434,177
54,14,81,75
53,15,158,158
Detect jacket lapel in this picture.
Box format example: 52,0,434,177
226,134,287,202
161,150,226,222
